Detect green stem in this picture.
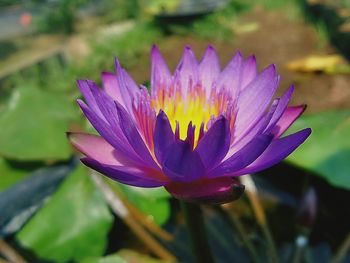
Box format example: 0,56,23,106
181,201,215,263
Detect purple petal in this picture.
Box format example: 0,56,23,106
77,80,104,120
265,85,294,132
186,122,195,149
77,99,142,166
233,128,312,175
153,110,175,164
114,101,160,171
218,51,243,99
81,157,168,188
199,45,220,96
68,132,120,165
88,81,124,133
163,140,205,182
241,55,257,89
101,72,125,107
195,116,230,169
208,133,273,177
272,105,306,138
234,64,279,139
165,177,244,204
151,45,171,91
231,98,279,154
176,46,199,95
115,59,140,115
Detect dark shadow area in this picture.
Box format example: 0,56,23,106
256,161,350,249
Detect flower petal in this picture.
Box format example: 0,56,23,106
77,80,104,120
230,98,279,154
115,59,140,115
153,110,175,164
272,105,306,138
101,72,125,106
81,157,167,187
217,51,243,98
199,45,220,97
234,64,279,139
208,133,273,177
77,99,141,165
68,132,120,165
151,45,171,91
233,128,311,175
241,55,257,89
114,101,160,171
265,85,294,132
176,46,199,95
165,177,245,204
195,116,230,169
163,140,205,182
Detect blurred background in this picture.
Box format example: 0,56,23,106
0,0,350,262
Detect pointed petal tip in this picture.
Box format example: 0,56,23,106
76,99,85,107
151,44,160,53
304,127,312,137
235,50,243,58
205,44,217,53
246,54,256,62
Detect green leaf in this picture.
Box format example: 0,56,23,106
0,158,30,191
82,249,167,263
286,111,350,190
16,165,113,262
119,185,170,226
121,185,171,199
0,86,79,161
81,254,127,263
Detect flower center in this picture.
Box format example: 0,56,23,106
152,84,233,143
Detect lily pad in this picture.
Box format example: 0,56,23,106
286,111,350,190
0,86,79,161
82,249,167,263
16,165,113,262
119,185,170,226
0,158,30,191
0,161,73,237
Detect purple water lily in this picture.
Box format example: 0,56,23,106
68,45,311,204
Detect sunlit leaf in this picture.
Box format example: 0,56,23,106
0,158,29,191
81,254,126,263
287,111,350,190
121,185,170,199
119,185,170,226
82,249,167,263
16,165,113,262
286,54,349,74
0,86,79,161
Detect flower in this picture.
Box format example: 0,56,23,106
68,45,311,204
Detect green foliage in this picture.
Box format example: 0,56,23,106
287,111,350,190
101,0,140,22
36,0,88,34
17,165,113,262
82,249,167,263
119,185,171,226
0,158,31,191
87,22,162,73
82,254,127,263
0,86,80,161
193,1,249,40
